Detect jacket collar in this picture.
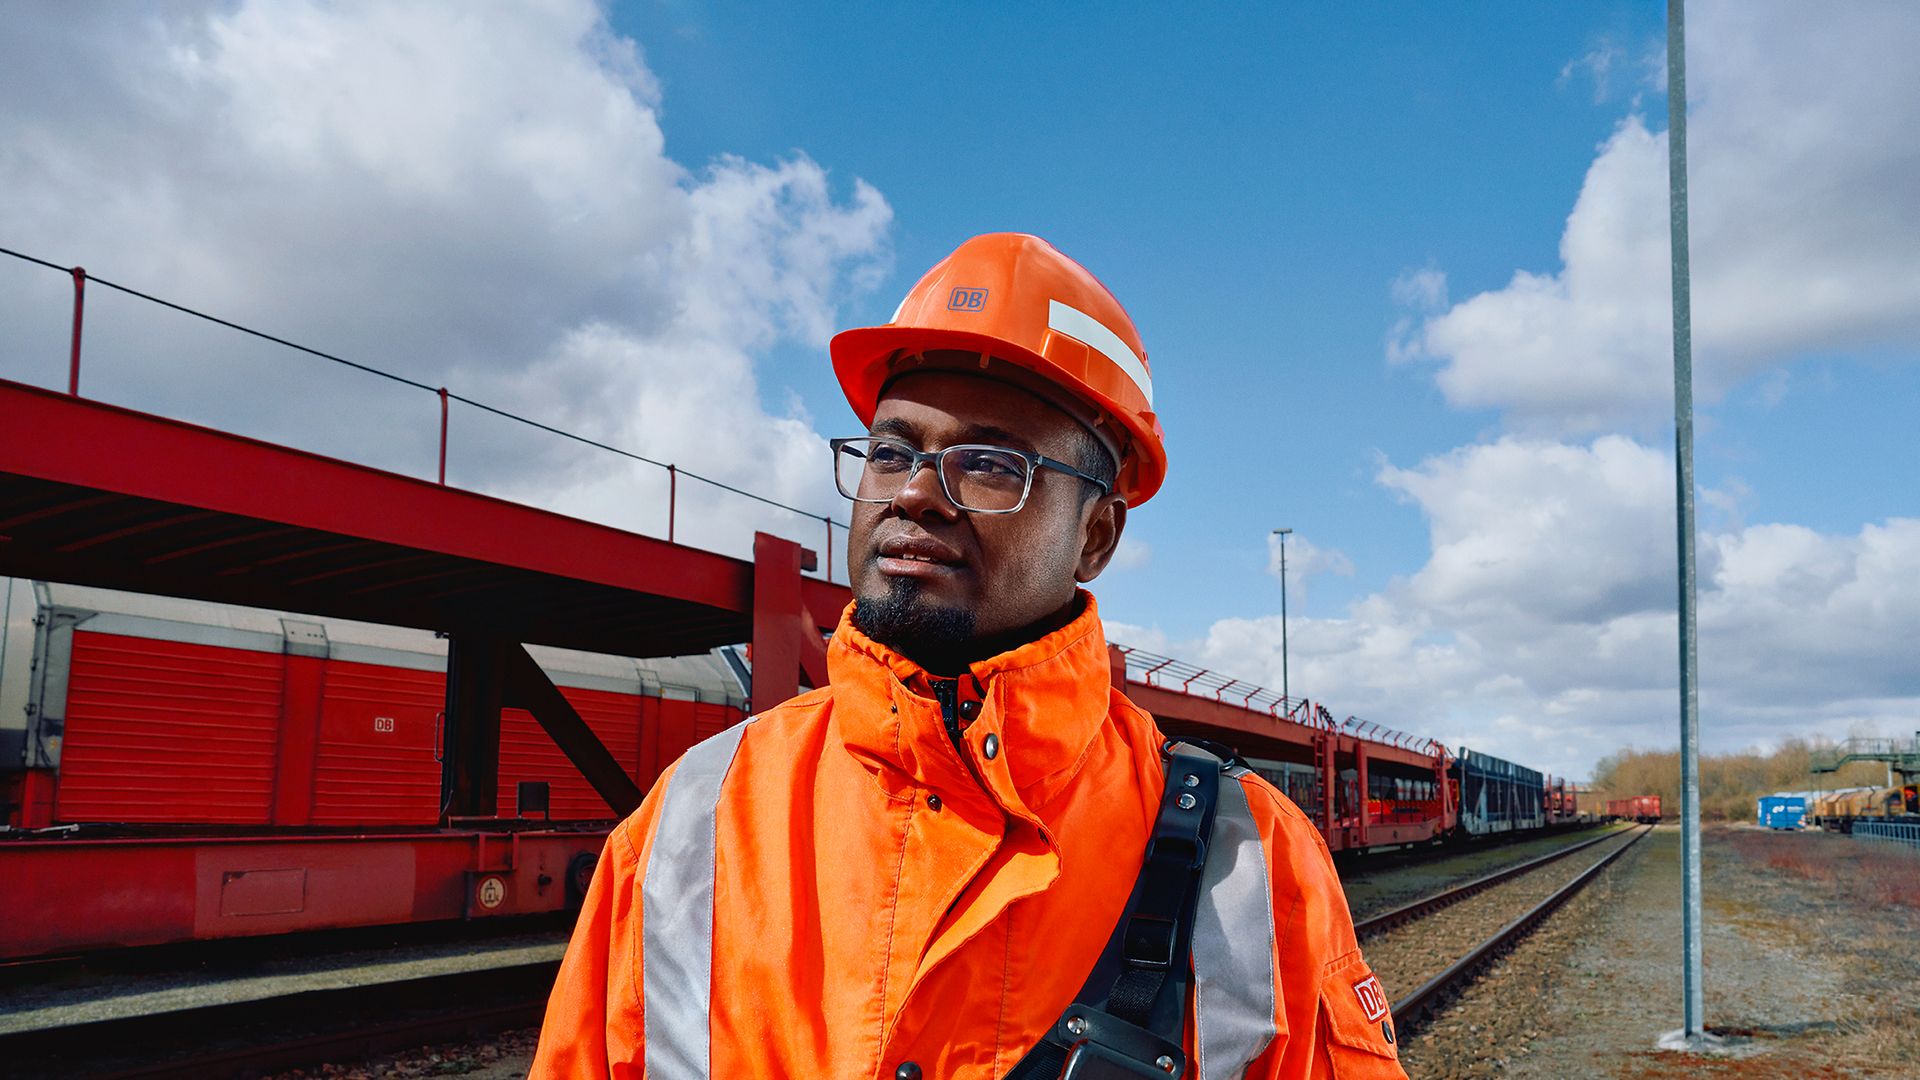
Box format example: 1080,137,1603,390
829,590,1116,817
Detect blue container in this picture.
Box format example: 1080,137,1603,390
1757,795,1806,830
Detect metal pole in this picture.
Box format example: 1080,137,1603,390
68,267,86,396
437,387,450,485
1666,0,1705,1042
1273,528,1292,701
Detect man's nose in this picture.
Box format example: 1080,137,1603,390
890,458,960,521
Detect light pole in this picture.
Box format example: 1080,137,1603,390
1665,0,1707,1047
1272,528,1291,702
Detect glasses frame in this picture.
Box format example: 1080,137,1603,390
830,435,1111,515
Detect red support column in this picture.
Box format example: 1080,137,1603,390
1355,740,1371,849
1318,727,1336,843
16,769,57,828
752,532,829,715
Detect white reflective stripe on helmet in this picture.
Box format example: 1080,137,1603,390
1048,299,1154,407
642,716,755,1080
1192,769,1280,1078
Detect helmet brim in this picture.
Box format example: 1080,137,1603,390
831,325,1166,504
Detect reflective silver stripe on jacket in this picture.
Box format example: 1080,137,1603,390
642,717,753,1080
1192,768,1279,1079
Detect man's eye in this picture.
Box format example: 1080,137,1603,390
958,450,1023,477
867,444,912,469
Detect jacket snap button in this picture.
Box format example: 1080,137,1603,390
959,699,980,720
982,732,1000,760
895,1063,923,1080
927,793,942,811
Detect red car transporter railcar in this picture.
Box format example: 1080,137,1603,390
0,581,746,958
0,584,1468,959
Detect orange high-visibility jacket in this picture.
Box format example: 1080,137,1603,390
532,595,1405,1079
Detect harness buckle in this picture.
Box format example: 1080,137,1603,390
1122,913,1176,970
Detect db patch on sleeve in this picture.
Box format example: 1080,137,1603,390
1352,974,1389,1022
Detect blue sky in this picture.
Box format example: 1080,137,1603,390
612,1,1915,639
617,2,1650,627
2,1,1914,778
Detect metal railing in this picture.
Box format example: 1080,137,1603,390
1853,820,1920,849
1,244,851,583
1111,646,1453,758
1112,645,1321,726
1809,735,1920,775
1336,714,1445,757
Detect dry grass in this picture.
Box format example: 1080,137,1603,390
1713,827,1920,1077
1724,829,1920,910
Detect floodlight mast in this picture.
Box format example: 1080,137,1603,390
1667,0,1706,1044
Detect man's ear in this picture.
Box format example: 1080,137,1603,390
1074,494,1128,583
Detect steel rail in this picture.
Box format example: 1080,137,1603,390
1389,824,1652,1033
1354,825,1631,938
2,958,558,1079
1335,819,1602,878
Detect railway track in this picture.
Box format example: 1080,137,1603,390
1371,824,1653,1034
1,959,557,1079
1335,820,1604,878
1354,824,1634,937
6,828,1646,1076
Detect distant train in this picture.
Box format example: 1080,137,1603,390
1606,796,1663,823
1807,785,1919,833
1243,744,1582,850
1452,749,1548,835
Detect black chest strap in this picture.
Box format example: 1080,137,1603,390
1002,741,1228,1080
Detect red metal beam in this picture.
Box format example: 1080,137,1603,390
501,642,644,817
0,378,806,617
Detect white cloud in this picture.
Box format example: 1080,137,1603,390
1393,0,1920,432
1558,41,1626,105
1109,536,1152,572
1391,267,1448,312
0,0,890,567
1122,437,1920,780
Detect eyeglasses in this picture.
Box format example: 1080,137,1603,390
831,436,1110,514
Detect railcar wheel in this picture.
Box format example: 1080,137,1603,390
565,851,598,908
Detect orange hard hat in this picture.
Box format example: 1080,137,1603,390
831,232,1167,504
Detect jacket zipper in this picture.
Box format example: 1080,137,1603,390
931,676,969,763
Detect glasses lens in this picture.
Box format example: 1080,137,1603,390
941,446,1030,512
835,438,914,503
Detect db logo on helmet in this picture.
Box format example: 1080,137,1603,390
946,286,988,311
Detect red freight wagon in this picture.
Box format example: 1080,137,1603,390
0,580,746,958
1605,796,1663,823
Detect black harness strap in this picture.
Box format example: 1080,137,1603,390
1002,743,1223,1080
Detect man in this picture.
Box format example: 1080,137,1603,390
532,233,1405,1079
